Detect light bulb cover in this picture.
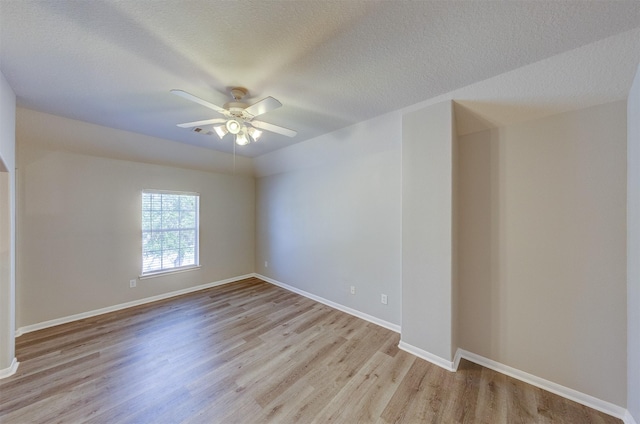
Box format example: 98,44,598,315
247,127,262,141
235,131,250,146
213,125,228,139
226,119,242,135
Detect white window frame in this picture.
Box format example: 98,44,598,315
140,190,200,278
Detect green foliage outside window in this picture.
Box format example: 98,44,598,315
142,191,199,274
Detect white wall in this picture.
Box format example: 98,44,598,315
401,101,456,364
16,110,255,328
628,63,640,422
254,112,402,327
0,71,16,375
458,101,628,406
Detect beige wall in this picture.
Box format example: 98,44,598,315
255,111,402,326
458,101,627,405
0,70,16,374
16,108,254,177
628,63,640,421
16,111,255,328
401,101,456,363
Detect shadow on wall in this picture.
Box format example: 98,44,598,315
453,101,578,137
0,158,9,293
0,159,12,371
457,127,508,360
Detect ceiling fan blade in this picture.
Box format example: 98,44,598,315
176,118,227,128
244,96,282,117
171,89,227,114
251,120,297,137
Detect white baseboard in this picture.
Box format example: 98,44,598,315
0,357,19,379
16,274,254,336
455,348,629,422
254,273,401,333
398,340,456,371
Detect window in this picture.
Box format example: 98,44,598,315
141,190,199,275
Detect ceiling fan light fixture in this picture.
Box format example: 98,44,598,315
226,119,242,135
247,127,262,141
213,125,228,139
173,88,296,147
235,131,250,146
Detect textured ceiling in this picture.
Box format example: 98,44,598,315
1,1,639,157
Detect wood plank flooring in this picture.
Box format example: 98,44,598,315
0,277,621,423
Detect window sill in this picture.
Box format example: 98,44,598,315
139,265,201,280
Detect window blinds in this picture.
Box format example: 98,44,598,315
141,190,199,275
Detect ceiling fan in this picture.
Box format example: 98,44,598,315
172,87,297,146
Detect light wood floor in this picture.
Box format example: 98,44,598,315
0,277,621,423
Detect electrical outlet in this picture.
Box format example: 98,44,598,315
350,285,356,295
264,261,268,268
381,294,388,305
130,279,137,288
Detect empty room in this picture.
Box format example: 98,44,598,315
1,1,639,423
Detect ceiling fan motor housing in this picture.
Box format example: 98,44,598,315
230,87,248,100
223,101,251,120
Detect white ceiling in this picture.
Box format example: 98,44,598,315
1,1,639,158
